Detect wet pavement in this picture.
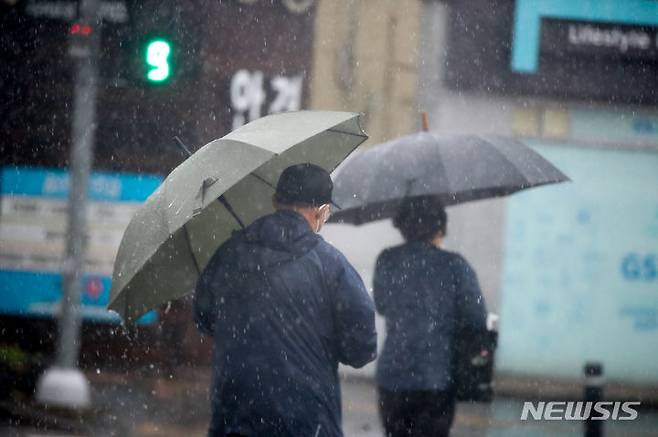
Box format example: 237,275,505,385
342,377,658,437
1,369,658,436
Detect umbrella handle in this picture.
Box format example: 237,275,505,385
173,136,193,157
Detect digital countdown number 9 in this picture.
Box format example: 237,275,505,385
145,39,172,83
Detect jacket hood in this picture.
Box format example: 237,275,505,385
234,209,321,272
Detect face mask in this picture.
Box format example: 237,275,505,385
314,204,331,233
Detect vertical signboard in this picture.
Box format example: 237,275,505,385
0,167,161,323
497,145,658,383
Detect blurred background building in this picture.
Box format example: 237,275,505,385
1,0,320,379
1,0,657,408
310,0,422,144
322,0,658,396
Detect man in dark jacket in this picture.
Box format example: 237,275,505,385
194,163,377,437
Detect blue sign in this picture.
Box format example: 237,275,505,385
0,166,162,324
512,0,658,73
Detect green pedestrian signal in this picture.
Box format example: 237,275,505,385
145,39,172,83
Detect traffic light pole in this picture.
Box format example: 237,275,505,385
36,0,101,409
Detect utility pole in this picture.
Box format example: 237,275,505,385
36,0,101,409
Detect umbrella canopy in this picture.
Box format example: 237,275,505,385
108,111,367,322
330,132,569,225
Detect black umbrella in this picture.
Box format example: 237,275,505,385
330,132,570,225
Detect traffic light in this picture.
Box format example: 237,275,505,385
145,39,172,83
128,1,198,87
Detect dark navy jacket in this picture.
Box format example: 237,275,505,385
194,210,377,437
373,242,486,392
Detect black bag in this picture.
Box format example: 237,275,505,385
453,325,497,402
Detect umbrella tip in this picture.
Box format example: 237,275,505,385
421,112,430,132
173,136,193,157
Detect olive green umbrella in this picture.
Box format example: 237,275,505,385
108,111,367,322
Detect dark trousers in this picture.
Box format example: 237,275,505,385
378,388,456,437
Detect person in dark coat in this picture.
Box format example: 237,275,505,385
194,163,377,437
374,196,487,437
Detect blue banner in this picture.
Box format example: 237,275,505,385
0,166,162,324
1,166,161,201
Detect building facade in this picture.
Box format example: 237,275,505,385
323,0,658,386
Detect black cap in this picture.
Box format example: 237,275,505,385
275,163,333,206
